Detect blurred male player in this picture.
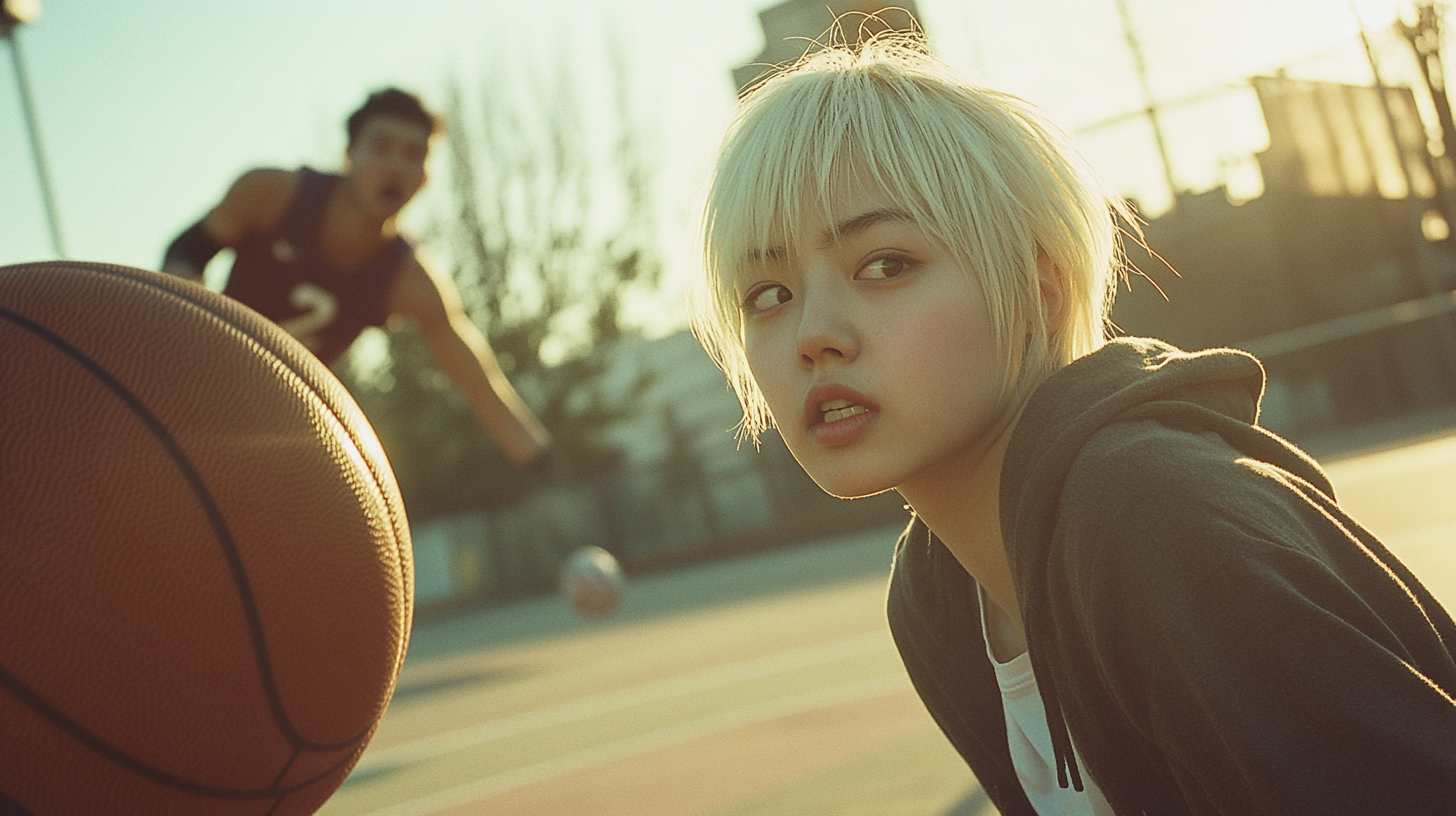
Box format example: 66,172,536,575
162,87,550,466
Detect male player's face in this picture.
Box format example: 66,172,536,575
345,116,431,222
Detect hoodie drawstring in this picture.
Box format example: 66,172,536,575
1024,605,1084,792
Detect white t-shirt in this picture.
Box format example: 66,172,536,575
978,584,1115,816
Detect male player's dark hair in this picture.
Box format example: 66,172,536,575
346,88,441,147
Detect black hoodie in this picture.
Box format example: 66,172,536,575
888,338,1456,815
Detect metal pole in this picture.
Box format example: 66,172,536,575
1397,4,1456,228
4,24,66,258
1114,0,1178,206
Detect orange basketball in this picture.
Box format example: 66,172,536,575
0,261,413,814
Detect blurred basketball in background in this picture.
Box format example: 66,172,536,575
0,261,413,814
559,546,626,619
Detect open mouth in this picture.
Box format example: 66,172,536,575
820,398,868,424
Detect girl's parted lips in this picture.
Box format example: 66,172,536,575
804,384,877,428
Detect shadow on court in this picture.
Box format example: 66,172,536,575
942,787,995,816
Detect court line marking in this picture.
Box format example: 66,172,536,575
350,672,910,816
355,631,890,771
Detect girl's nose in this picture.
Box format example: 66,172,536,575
795,293,858,368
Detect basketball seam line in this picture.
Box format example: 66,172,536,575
0,304,370,795
101,260,419,740
100,262,415,676
4,261,408,783
65,262,412,718
0,632,358,798
0,304,359,750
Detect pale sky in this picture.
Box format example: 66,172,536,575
0,0,1425,334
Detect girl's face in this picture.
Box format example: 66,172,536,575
737,183,1014,499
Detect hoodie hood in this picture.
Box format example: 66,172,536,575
1002,337,1331,571
1000,337,1330,791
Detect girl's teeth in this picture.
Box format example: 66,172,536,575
823,404,867,423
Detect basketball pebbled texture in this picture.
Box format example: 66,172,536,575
0,261,413,814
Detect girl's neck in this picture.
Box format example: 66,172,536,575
897,422,1025,652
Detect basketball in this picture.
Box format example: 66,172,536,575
559,546,626,619
0,261,413,814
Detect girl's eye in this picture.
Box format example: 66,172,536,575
858,256,907,280
744,284,791,315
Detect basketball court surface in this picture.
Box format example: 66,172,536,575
318,421,1456,816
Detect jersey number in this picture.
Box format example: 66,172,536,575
278,283,338,352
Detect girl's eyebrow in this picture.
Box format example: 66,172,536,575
824,207,913,245
740,208,914,266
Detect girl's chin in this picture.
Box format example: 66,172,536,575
788,449,905,500
806,473,898,501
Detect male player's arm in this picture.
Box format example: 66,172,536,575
387,256,553,467
161,169,297,280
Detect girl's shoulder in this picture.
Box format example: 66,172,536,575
1054,419,1333,606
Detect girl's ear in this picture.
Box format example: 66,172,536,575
1037,250,1067,335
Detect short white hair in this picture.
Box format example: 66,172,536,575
691,35,1133,442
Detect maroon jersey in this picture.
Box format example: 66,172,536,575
223,167,411,365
